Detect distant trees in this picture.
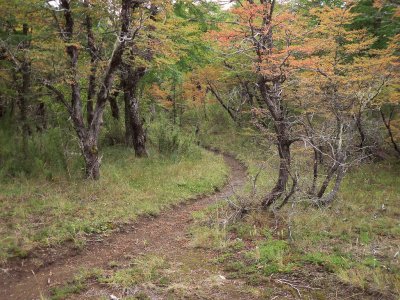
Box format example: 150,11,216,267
0,0,180,178
0,3,35,159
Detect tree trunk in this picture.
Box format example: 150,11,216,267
380,107,400,156
109,88,120,120
44,0,136,180
356,111,366,149
316,122,346,203
310,146,319,195
82,135,100,179
263,134,291,207
124,94,133,146
84,0,98,125
18,61,31,158
87,68,96,125
122,65,147,157
317,162,339,198
128,95,147,157
36,102,46,132
258,78,292,208
316,164,345,206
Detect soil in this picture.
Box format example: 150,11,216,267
1,153,250,300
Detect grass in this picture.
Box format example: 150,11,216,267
100,254,170,288
49,253,199,299
195,124,400,298
0,146,229,263
291,160,400,294
50,268,103,300
44,254,175,300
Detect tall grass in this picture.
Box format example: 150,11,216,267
0,118,81,180
148,115,201,159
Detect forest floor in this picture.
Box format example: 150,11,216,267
1,153,253,300
1,148,399,299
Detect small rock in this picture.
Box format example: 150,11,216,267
110,294,119,300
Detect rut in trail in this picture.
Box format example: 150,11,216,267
1,153,248,300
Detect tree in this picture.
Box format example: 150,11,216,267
0,0,55,156
119,3,162,156
44,0,146,179
351,0,399,49
291,5,398,204
212,0,300,208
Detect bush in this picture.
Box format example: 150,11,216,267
202,104,235,134
0,119,81,180
100,113,125,146
257,239,294,275
148,115,200,159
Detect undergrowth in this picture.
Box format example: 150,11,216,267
193,123,400,298
0,146,228,263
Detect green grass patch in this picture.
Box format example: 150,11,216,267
50,255,171,300
256,239,295,275
302,252,353,272
101,254,170,288
0,146,229,263
50,268,102,300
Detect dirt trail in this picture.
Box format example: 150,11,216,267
1,153,248,300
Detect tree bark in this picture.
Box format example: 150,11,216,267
109,88,120,120
122,65,148,157
355,110,366,149
124,93,133,146
82,134,100,179
84,0,98,125
258,78,292,208
36,102,46,132
316,122,346,203
380,107,400,156
18,61,31,158
309,146,319,195
263,135,291,207
317,161,339,198
316,164,345,206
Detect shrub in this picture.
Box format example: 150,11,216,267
100,114,125,146
0,120,80,179
257,240,294,275
148,115,200,159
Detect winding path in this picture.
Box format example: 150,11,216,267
1,153,248,300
